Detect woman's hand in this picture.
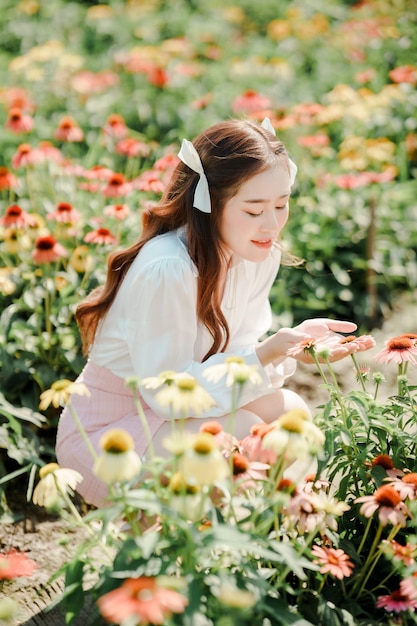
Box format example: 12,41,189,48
256,318,358,366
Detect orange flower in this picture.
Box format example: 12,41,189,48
32,235,67,264
389,65,417,84
84,227,117,245
0,166,18,191
5,107,34,133
375,336,417,366
0,550,37,580
0,205,36,229
97,577,188,625
54,116,84,142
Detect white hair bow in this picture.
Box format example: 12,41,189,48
261,117,298,186
178,138,211,213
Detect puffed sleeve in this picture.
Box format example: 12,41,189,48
124,257,274,419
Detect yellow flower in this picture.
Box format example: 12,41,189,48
203,356,263,387
93,429,142,485
262,409,324,461
154,374,215,417
69,245,94,273
179,432,229,485
39,380,90,411
2,228,31,254
32,463,83,508
168,472,211,522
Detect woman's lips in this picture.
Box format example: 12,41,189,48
251,239,273,249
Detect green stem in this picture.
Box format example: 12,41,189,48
68,403,98,461
350,353,367,393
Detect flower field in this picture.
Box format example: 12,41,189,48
0,0,417,624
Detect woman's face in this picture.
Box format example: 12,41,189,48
219,163,291,263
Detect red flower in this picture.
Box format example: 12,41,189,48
97,577,188,625
32,235,67,264
5,107,34,133
389,65,417,85
0,205,36,228
0,166,18,191
147,65,169,88
0,550,37,579
84,227,117,245
232,90,271,114
54,116,84,142
46,202,81,224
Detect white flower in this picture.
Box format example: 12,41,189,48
168,472,211,522
203,356,263,387
216,582,258,609
154,373,215,417
262,409,324,462
93,429,142,485
179,432,230,485
32,463,83,508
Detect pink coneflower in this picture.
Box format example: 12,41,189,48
400,574,417,599
311,545,354,580
5,107,34,133
133,170,165,193
339,334,376,352
101,173,131,197
54,116,84,142
97,577,188,625
386,472,417,500
32,235,67,264
146,65,169,88
376,588,417,613
0,166,18,191
83,165,114,180
355,484,411,527
11,143,43,168
370,454,402,478
0,205,36,229
103,203,130,220
297,134,330,148
0,86,35,112
199,420,239,453
231,451,269,488
102,113,128,139
375,336,417,366
153,153,179,172
71,70,119,95
0,550,37,579
115,137,150,158
84,227,117,245
240,422,277,464
46,202,81,224
36,141,65,164
232,90,271,114
389,65,417,85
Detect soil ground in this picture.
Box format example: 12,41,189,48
1,289,416,625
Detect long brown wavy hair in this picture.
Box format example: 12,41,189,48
76,118,290,360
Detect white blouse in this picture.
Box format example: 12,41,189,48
89,228,296,419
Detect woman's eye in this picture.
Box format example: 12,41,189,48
246,211,262,217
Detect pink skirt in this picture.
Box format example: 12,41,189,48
56,361,165,507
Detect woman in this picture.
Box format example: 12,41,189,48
56,118,357,506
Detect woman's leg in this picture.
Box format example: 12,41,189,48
242,388,312,424
150,408,263,457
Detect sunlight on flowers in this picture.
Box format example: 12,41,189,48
179,432,230,486
32,463,83,508
39,380,90,411
93,428,142,485
203,356,263,386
